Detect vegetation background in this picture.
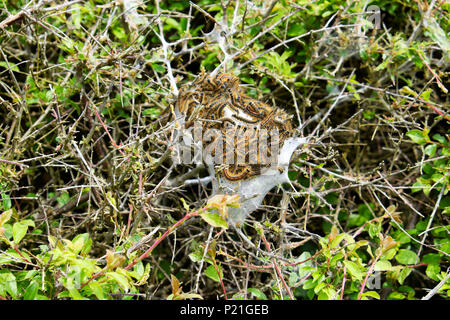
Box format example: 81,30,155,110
0,0,448,300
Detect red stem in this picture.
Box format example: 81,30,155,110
91,103,128,157
124,207,209,271
260,232,294,300
213,261,228,300
13,245,31,264
79,206,209,290
357,250,383,300
340,264,347,300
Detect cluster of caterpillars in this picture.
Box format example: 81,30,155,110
175,72,294,181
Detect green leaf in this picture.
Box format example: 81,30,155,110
142,107,161,119
0,209,12,227
134,263,151,286
422,253,442,264
88,282,106,300
12,221,30,244
23,270,39,280
188,252,204,263
395,249,417,265
59,37,75,54
71,4,82,29
374,260,392,271
56,192,70,208
106,271,130,292
247,288,267,300
411,177,432,196
314,282,326,294
432,134,446,144
419,88,433,101
72,233,92,256
317,290,329,300
344,261,365,281
151,63,166,73
0,61,19,72
424,144,438,157
163,17,182,32
398,267,412,285
200,210,228,229
406,129,428,145
399,286,416,299
1,193,11,211
0,271,17,299
329,252,345,267
330,233,347,249
23,281,39,300
425,264,440,282
387,291,405,300
21,220,35,228
204,264,222,282
302,279,316,290
368,222,382,238
65,277,87,300
361,291,380,300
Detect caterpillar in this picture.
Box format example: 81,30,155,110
222,166,251,181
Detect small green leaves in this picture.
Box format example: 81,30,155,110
406,129,429,145
12,220,35,245
395,249,417,265
72,233,92,256
168,274,203,300
360,291,380,300
199,194,241,229
425,264,441,282
0,209,12,227
105,271,130,292
407,130,449,197
1,193,11,211
247,288,267,300
344,260,365,281
23,281,39,300
0,61,19,72
256,51,298,80
204,264,223,282
56,192,70,208
0,271,18,299
397,267,412,285
106,250,126,270
199,210,228,229
374,260,393,271
424,144,438,157
151,63,166,73
142,107,161,119
412,177,432,196
88,282,105,300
